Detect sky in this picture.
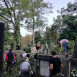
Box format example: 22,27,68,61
20,0,75,37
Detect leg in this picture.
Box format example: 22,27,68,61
28,71,31,77
52,72,61,77
9,60,12,75
6,62,9,72
63,42,68,52
20,71,24,77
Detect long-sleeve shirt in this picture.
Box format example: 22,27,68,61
5,51,15,62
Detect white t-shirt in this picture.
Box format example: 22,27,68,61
60,39,68,44
22,53,27,58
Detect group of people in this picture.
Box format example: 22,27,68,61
35,39,69,77
5,49,31,77
36,39,69,54
5,39,68,77
36,41,49,55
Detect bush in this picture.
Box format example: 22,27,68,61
23,46,31,53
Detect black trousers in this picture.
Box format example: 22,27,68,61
20,69,31,77
6,60,12,74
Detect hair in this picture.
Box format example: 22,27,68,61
25,58,29,62
51,51,56,55
27,54,30,57
9,49,12,52
57,40,60,44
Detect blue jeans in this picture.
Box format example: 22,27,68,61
63,42,68,52
37,48,41,53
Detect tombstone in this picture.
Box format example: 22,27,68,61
35,54,51,77
31,46,36,53
70,40,77,77
73,40,77,58
0,22,5,77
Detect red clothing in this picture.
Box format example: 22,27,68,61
36,45,41,50
5,52,15,62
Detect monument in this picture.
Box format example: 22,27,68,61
0,22,5,77
70,40,77,77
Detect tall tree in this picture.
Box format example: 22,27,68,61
22,0,52,46
0,0,30,49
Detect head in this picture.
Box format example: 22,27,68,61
51,51,56,56
9,49,12,52
25,58,29,62
57,41,60,44
26,54,30,57
37,41,41,46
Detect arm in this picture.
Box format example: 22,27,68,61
61,43,63,49
61,64,63,69
13,53,15,60
5,53,8,62
49,64,53,70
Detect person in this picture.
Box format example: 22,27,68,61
5,49,15,74
22,53,30,58
43,45,48,55
20,58,31,77
57,39,69,53
36,41,41,54
49,51,63,77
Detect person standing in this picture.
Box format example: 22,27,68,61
36,41,41,54
43,45,48,55
49,51,63,77
57,39,69,53
20,58,31,77
5,49,15,74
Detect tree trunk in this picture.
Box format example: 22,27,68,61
14,22,21,50
33,16,35,46
0,22,5,77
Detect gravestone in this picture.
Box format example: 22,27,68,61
40,60,49,77
35,54,51,77
35,54,72,77
31,46,36,53
0,22,5,77
70,40,77,77
73,40,77,58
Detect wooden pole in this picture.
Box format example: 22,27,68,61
68,61,71,77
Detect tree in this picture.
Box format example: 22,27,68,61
22,0,52,46
35,31,42,44
0,0,30,49
60,15,77,41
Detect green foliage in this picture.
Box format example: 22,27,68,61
35,31,42,44
23,46,31,53
44,27,52,45
59,15,77,41
67,40,75,54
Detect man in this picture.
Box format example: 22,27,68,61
22,53,30,58
20,58,31,77
5,49,15,74
58,39,69,53
50,51,63,77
